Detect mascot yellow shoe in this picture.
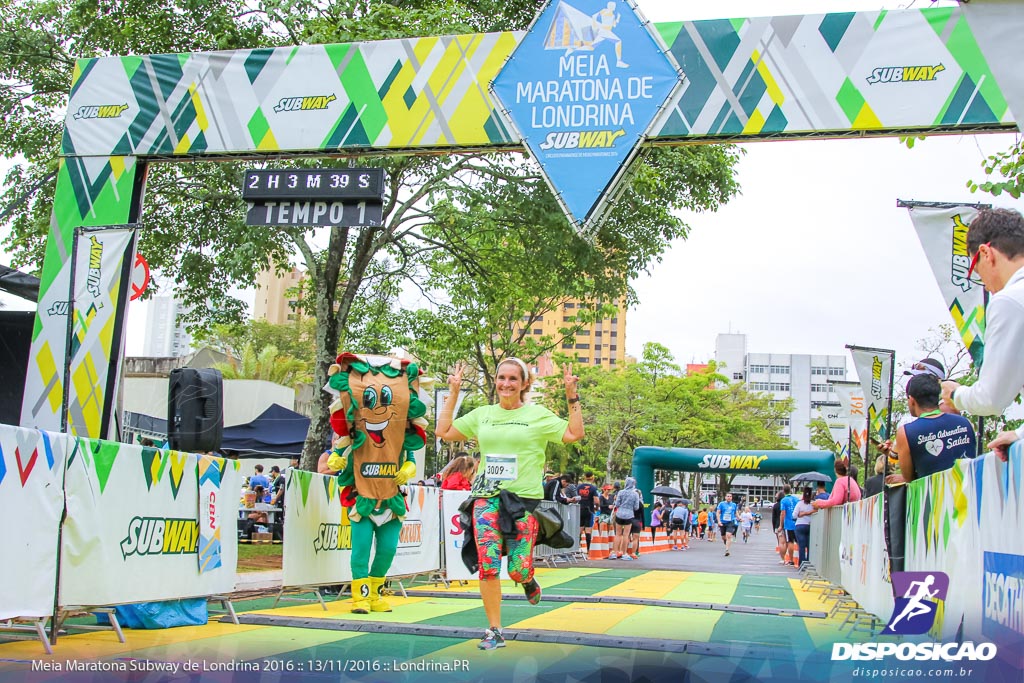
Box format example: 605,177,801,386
350,578,372,614
369,576,393,612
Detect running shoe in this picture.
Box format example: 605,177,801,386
631,554,639,560
608,553,618,560
621,555,634,561
478,628,506,650
725,550,730,556
522,579,542,605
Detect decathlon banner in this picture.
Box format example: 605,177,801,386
281,469,347,588
197,454,227,573
839,494,894,621
59,439,240,606
831,381,868,462
906,445,1024,646
442,490,510,581
0,425,67,619
848,346,895,441
906,203,987,365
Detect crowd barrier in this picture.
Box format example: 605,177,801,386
806,444,1023,645
5,418,1019,653
1,423,241,651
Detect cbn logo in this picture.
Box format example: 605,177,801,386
539,129,626,150
360,462,398,478
120,517,198,559
274,95,337,113
866,64,945,85
74,104,129,120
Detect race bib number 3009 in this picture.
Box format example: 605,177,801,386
484,454,518,482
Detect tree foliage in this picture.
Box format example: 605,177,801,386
968,136,1024,199
0,0,742,471
537,345,794,487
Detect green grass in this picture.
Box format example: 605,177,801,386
237,542,283,571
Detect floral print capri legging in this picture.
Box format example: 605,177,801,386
472,496,538,582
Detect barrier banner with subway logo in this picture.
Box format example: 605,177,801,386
282,471,440,587
0,425,67,619
59,438,239,606
906,204,986,365
282,468,347,587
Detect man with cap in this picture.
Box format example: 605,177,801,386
543,471,560,501
891,373,977,483
879,358,947,459
940,208,1024,461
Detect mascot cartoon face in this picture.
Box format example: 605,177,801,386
348,371,410,450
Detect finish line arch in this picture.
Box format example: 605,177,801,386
20,2,1024,438
632,447,836,512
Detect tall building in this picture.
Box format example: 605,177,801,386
254,265,306,324
142,293,192,357
519,298,628,376
714,332,847,450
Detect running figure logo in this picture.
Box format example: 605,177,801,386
544,1,630,67
882,571,949,635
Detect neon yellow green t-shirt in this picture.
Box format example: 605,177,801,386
452,403,567,499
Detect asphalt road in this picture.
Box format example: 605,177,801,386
586,522,800,576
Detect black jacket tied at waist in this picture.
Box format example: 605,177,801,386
458,490,540,575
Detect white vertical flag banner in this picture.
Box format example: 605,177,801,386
831,381,867,462
65,227,137,439
848,346,895,441
815,404,850,459
905,204,986,365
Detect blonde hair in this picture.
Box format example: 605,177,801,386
874,455,887,475
497,357,534,400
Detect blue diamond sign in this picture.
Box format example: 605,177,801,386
491,0,681,234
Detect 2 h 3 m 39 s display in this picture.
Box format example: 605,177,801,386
243,168,385,227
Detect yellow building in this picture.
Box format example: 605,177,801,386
519,298,628,376
253,266,306,324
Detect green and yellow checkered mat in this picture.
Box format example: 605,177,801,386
0,568,872,681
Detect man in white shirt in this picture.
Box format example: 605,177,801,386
940,208,1024,461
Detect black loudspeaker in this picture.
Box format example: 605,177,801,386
168,368,224,452
0,312,34,426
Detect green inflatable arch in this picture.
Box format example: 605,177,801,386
632,447,836,520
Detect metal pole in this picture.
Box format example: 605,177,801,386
51,227,82,645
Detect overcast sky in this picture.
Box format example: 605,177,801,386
3,0,1021,376
623,0,1023,372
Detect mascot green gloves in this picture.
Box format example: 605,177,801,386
325,353,428,613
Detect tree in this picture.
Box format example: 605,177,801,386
213,343,310,388
543,348,794,488
968,137,1024,199
0,0,740,472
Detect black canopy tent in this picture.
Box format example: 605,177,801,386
220,403,310,457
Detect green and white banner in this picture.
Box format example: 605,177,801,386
906,204,987,365
849,346,895,441
60,439,240,606
0,425,67,619
282,472,440,587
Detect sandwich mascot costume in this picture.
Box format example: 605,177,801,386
325,353,428,613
